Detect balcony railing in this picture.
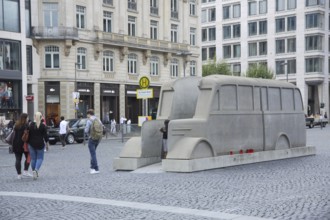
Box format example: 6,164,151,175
171,11,178,19
31,26,79,40
150,6,158,15
128,2,137,11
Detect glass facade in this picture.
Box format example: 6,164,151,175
0,39,21,71
0,0,20,32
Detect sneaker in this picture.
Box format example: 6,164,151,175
90,169,100,174
32,170,38,180
17,175,22,180
22,171,33,177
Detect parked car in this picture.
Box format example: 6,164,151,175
66,118,89,144
48,119,79,145
305,116,314,128
305,115,328,129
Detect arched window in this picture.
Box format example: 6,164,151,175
128,53,137,74
45,45,60,68
103,51,114,72
77,47,87,69
150,56,159,76
170,58,178,77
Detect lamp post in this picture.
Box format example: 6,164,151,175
176,51,192,77
280,62,288,82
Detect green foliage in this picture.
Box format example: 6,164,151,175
245,64,274,79
202,59,232,77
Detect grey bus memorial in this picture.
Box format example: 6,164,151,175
114,75,315,172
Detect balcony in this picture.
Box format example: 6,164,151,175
171,11,178,19
31,26,79,40
128,2,137,11
150,6,158,15
102,32,190,53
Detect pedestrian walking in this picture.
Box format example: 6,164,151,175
12,113,32,179
84,109,103,174
127,119,131,133
159,120,169,159
59,116,68,149
110,119,116,133
28,112,49,180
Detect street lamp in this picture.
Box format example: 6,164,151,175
280,62,288,82
176,51,192,77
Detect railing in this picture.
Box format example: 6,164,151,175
171,11,178,19
128,1,137,11
150,6,158,15
103,124,141,142
31,26,79,40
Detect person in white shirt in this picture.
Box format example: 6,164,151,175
127,119,131,133
59,116,68,149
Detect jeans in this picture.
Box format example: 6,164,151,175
59,134,66,147
88,139,100,171
28,144,45,171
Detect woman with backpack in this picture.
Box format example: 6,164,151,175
27,111,49,180
12,113,32,179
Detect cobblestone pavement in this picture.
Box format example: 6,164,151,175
0,127,330,220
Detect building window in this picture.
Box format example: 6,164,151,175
287,38,296,52
0,40,21,71
259,0,267,14
103,0,113,6
190,61,196,76
45,46,60,69
288,0,296,9
26,46,32,75
170,59,178,77
248,1,257,16
128,16,136,36
0,0,20,32
76,5,85,29
223,6,230,20
248,22,257,36
305,57,323,73
202,48,207,61
190,28,196,45
128,0,137,11
233,44,241,58
150,20,158,40
232,63,241,76
233,4,241,18
287,16,296,31
190,0,196,16
223,45,231,59
208,27,216,41
77,47,86,70
128,53,137,74
43,3,58,28
276,0,285,11
171,24,178,43
259,20,267,34
276,18,285,33
248,42,257,57
150,56,159,76
202,47,216,61
233,24,240,38
276,39,285,54
306,13,324,29
103,51,114,72
103,11,112,32
150,0,158,15
171,0,178,19
287,59,296,74
259,41,267,55
306,0,325,7
223,26,231,39
276,59,296,75
305,35,323,51
202,8,216,22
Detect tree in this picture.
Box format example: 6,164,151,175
245,64,274,79
202,59,231,77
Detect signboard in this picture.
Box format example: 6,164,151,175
137,89,153,99
138,116,152,127
139,76,150,89
25,95,34,101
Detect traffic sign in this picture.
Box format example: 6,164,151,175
139,76,150,89
137,89,153,99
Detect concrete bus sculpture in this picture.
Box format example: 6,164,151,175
114,75,315,172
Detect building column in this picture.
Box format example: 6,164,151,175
119,84,126,118
94,83,101,117
60,81,75,119
37,82,45,116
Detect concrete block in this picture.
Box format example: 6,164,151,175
113,157,161,171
